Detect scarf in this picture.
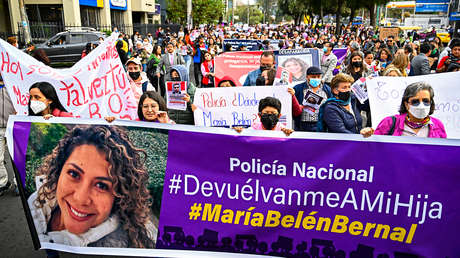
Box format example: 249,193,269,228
405,116,430,129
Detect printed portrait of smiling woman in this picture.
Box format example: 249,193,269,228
27,125,157,248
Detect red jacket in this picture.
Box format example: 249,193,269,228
52,109,73,117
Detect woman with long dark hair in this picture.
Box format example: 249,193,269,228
28,125,157,248
138,91,175,124
28,82,72,119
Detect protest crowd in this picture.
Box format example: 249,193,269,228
1,22,459,196
0,19,459,258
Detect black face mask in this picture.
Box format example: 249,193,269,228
260,65,271,71
171,76,181,81
337,91,351,102
352,61,362,68
260,113,279,130
256,76,266,86
129,71,140,80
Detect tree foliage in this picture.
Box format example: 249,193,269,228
234,5,264,25
277,0,390,29
166,0,225,26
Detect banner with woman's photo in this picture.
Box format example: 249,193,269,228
6,116,460,257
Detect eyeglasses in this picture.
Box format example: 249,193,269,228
408,98,430,106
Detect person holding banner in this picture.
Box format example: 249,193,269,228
28,125,157,248
233,97,294,136
138,91,175,124
243,51,276,86
293,66,332,132
318,73,362,134
361,82,446,138
28,82,72,119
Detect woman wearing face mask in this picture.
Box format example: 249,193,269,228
343,51,372,82
28,82,72,119
126,58,155,102
233,97,293,136
361,82,446,138
317,73,362,134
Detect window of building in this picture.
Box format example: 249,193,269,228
148,14,154,24
80,6,100,27
26,4,63,24
111,10,125,28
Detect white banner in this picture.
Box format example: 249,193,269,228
0,34,138,119
193,86,292,129
367,72,460,139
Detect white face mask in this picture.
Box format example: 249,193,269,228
409,104,430,119
30,100,47,114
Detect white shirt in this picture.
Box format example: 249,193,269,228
402,123,429,137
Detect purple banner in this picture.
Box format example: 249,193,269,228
332,48,348,75
158,130,460,257
13,121,31,186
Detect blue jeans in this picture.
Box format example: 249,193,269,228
183,55,191,72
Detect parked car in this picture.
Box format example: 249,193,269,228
36,28,106,65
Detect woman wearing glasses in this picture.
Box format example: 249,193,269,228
361,82,446,138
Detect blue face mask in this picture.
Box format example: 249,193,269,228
309,78,321,87
323,47,328,53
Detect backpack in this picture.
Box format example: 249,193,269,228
387,116,397,135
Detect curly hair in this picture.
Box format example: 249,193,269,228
35,125,155,248
281,57,308,80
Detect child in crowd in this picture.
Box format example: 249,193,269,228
233,97,294,136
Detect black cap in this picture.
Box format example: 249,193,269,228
306,66,323,75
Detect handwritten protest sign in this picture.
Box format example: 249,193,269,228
166,81,187,111
379,27,400,41
214,48,320,86
8,116,460,257
367,72,460,138
193,86,292,128
0,34,137,119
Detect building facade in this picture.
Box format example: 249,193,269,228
1,0,161,36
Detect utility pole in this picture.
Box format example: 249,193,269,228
247,0,250,25
18,0,31,44
187,0,192,30
232,0,234,25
